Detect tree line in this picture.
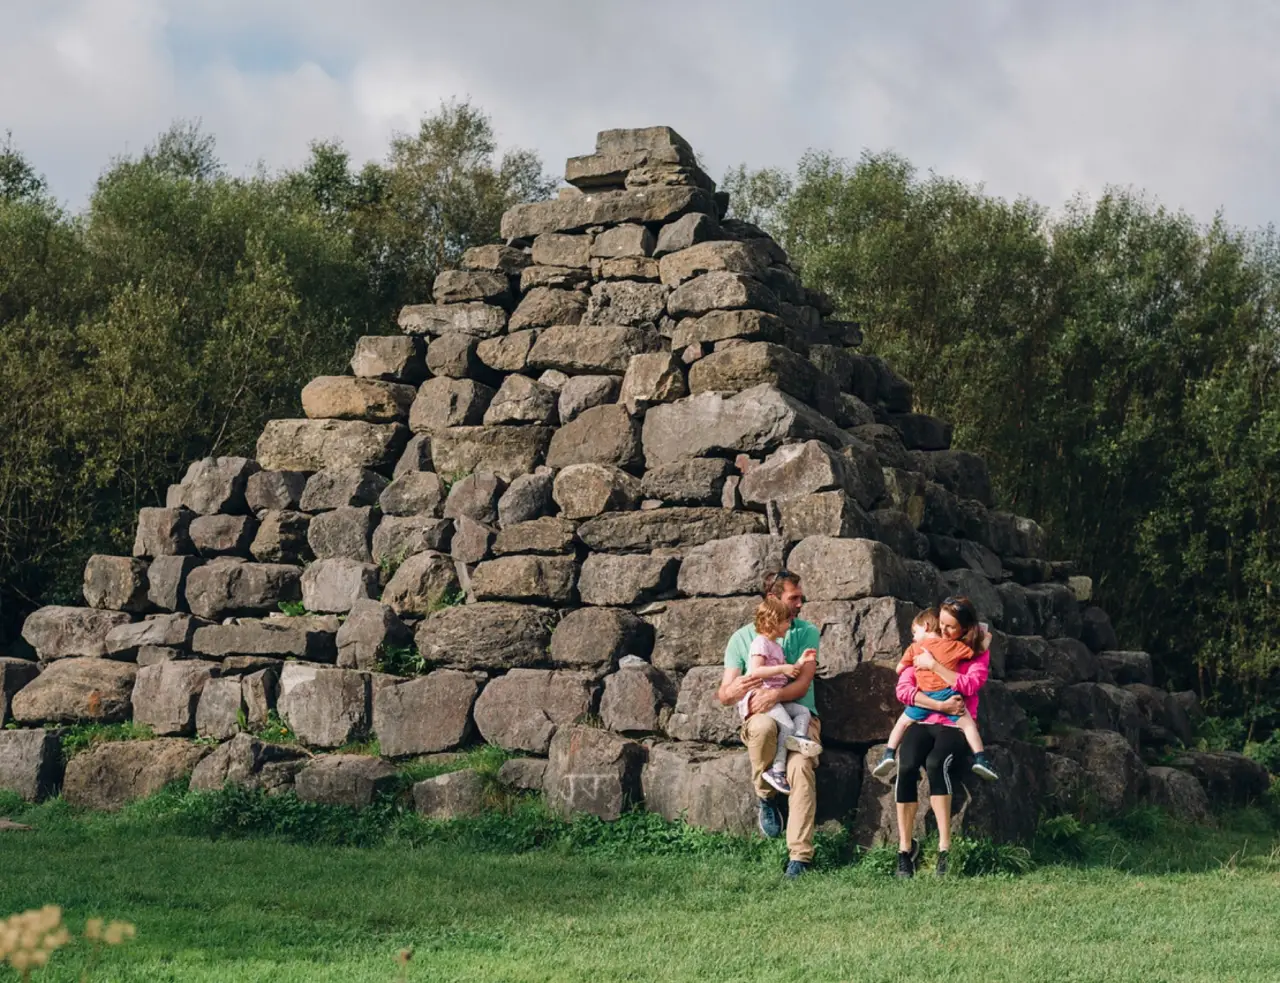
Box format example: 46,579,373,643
3,106,1277,744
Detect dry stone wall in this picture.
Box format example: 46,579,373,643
2,126,1268,838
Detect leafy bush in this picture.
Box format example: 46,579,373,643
948,837,1034,877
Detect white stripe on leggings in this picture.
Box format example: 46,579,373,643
942,753,954,796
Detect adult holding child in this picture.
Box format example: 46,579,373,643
886,595,993,878
717,570,823,879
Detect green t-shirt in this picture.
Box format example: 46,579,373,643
722,618,819,716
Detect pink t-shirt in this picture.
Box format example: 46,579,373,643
737,634,787,718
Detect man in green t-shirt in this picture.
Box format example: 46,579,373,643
717,569,821,878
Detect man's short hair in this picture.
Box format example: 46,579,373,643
762,569,802,598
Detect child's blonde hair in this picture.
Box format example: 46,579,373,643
912,607,940,633
754,597,793,637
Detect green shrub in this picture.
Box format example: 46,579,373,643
58,722,154,760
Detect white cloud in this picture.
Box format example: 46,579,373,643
3,0,1280,226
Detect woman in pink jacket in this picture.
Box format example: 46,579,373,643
891,595,992,878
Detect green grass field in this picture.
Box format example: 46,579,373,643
2,789,1279,983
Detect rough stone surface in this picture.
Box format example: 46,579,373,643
1,659,41,725
477,330,541,373
416,603,557,671
740,440,868,508
1168,750,1270,807
63,739,211,811
553,463,642,519
558,375,621,425
803,597,917,674
400,302,508,339
509,287,588,331
195,676,246,740
544,725,645,820
131,659,218,735
472,669,597,753
669,309,787,349
639,458,731,505
816,662,901,745
493,517,577,556
546,404,643,472
1145,766,1211,823
599,663,676,734
577,508,765,554
300,558,380,614
335,600,412,670
787,536,909,602
450,516,495,565
642,742,755,834
471,555,578,605
484,374,558,426
578,553,679,606
245,471,308,513
242,668,280,732
189,514,258,558
676,535,785,597
497,470,555,527
372,516,453,567
374,670,479,757
83,555,150,613
501,186,715,240
532,233,593,268
618,352,687,414
410,378,495,434
295,754,398,808
189,732,307,795
1101,651,1154,686
777,491,874,543
249,511,312,564
444,472,507,526
0,729,63,801
350,335,427,383
665,665,742,743
550,607,651,669
105,613,201,657
257,419,407,473
667,271,779,318
583,281,670,328
10,658,137,724
173,457,259,515
529,324,661,375
642,385,849,466
277,664,372,749
307,506,378,562
426,333,486,379
1059,729,1147,813
413,769,488,818
133,507,193,558
301,376,416,424
300,468,389,512
21,606,134,660
646,597,758,672
431,426,553,479
379,472,445,517
497,757,548,792
688,342,835,417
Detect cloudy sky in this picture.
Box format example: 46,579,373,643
4,0,1280,225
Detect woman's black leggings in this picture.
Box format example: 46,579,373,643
895,723,971,803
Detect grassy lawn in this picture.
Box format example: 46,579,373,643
1,792,1279,982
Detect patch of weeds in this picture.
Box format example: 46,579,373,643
1032,813,1089,863
438,470,470,495
377,643,426,677
427,586,466,612
395,745,514,787
1196,715,1247,752
336,736,382,757
0,789,25,815
1109,804,1165,841
948,836,1034,877
255,710,298,745
59,722,155,760
278,600,307,617
191,735,221,749
378,548,410,583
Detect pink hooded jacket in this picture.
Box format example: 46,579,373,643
895,650,991,725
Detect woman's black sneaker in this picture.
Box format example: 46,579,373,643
935,850,949,877
896,850,915,878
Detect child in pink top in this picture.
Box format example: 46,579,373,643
738,597,819,795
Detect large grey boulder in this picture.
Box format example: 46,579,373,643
776,492,874,544
687,343,836,417
350,334,427,383
497,757,548,793
0,729,62,801
1145,766,1211,823
641,742,755,834
382,551,461,617
1100,651,1153,686
509,287,588,331
599,662,677,733
256,419,408,474
295,754,399,808
131,659,219,736
577,553,679,606
241,668,280,731
63,738,212,811
665,665,741,743
1059,729,1147,813
1168,750,1270,807
188,515,257,558
371,516,453,567
443,472,507,526
373,670,479,757
676,535,785,597
433,269,511,306
106,614,203,657
658,240,768,286
582,281,669,327
133,507,194,558
529,325,661,376
471,556,577,605
300,468,389,511
484,375,558,426
553,464,641,518
640,458,732,505
10,658,138,724
430,426,553,479
21,606,134,660
172,456,259,515
185,560,301,621
740,440,871,510
667,271,779,318
814,662,901,744
668,308,787,349
245,471,308,513
558,375,621,425
300,558,379,614
189,733,308,795
409,378,495,434
1125,682,1193,746
301,376,416,423
786,536,909,602
195,676,246,741
531,232,592,268
803,597,917,674
83,556,150,613
642,385,849,466
335,600,412,671
399,301,507,337
497,470,555,527
307,506,378,562
493,517,577,556
645,597,757,671
277,664,372,749
416,603,556,671
550,607,651,669
546,404,643,472
413,769,488,818
501,185,715,240
577,508,766,553
472,669,596,753
544,725,645,820
249,511,312,565
191,618,337,661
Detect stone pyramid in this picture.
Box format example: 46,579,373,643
2,126,1267,836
